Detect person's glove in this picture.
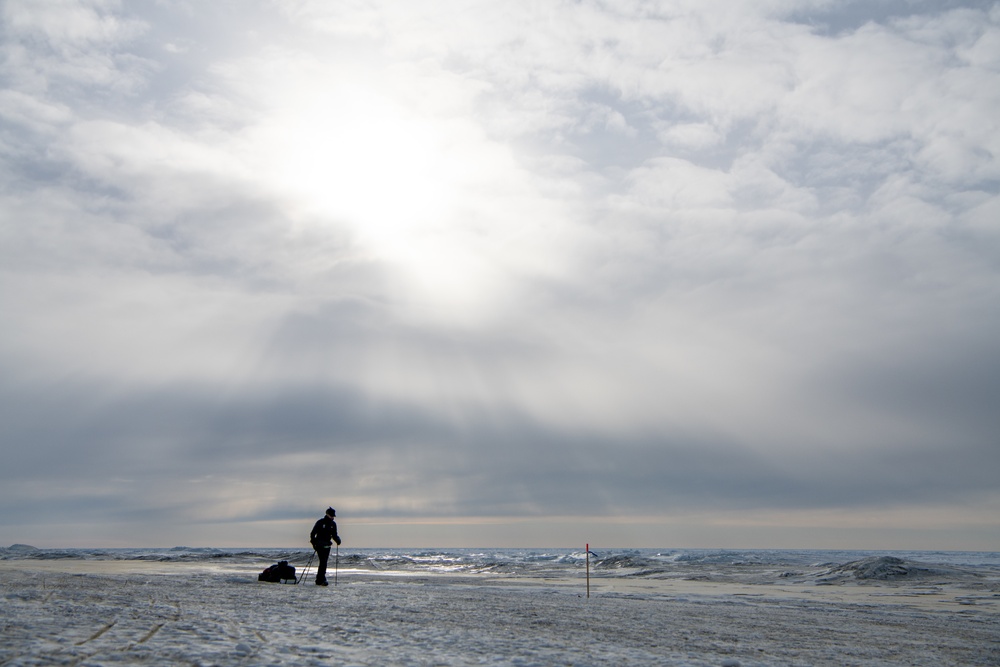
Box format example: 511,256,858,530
335,537,342,546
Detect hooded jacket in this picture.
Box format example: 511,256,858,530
310,515,341,548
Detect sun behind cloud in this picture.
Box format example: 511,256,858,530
271,90,453,240
246,72,527,318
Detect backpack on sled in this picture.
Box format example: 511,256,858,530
258,560,296,583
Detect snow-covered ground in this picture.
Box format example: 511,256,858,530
1,560,997,666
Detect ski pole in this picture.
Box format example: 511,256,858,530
298,550,315,585
334,544,339,586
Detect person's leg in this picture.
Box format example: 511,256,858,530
315,547,330,584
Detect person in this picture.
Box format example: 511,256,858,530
310,507,342,586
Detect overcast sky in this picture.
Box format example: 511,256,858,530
1,0,998,550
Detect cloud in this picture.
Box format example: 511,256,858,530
1,0,998,548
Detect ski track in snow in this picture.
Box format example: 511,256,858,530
0,567,998,666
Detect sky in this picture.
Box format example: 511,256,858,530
1,0,998,551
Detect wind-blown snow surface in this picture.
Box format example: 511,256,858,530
1,552,998,666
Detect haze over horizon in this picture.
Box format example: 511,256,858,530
1,0,998,551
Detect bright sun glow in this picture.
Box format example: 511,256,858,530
277,92,453,243
256,85,506,315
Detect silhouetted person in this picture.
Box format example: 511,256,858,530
310,507,341,586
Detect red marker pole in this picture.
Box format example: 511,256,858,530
586,543,590,599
